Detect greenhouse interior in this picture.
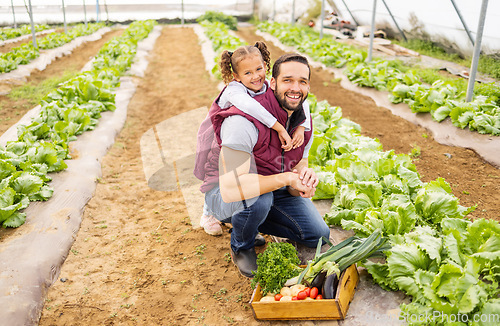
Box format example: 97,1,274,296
0,1,499,325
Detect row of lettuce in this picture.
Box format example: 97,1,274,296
199,20,246,79
308,96,499,325
0,24,49,41
258,21,500,136
1,23,105,74
199,19,499,325
0,20,157,228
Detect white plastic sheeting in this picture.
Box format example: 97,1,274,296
0,24,162,326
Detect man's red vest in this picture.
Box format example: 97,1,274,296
194,84,312,193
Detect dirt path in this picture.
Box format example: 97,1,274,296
237,26,500,222
36,24,499,326
0,28,123,135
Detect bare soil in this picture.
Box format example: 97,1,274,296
11,24,498,325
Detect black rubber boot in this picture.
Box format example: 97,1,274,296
230,248,258,278
254,233,266,246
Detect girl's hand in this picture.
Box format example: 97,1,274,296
279,130,293,151
291,127,305,149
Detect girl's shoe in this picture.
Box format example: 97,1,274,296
200,214,223,236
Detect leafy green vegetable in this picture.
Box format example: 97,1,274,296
364,219,500,325
196,11,238,30
0,23,104,74
251,242,302,295
0,24,49,41
258,21,500,136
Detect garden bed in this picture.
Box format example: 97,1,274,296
0,22,496,326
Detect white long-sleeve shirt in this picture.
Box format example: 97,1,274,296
218,81,311,131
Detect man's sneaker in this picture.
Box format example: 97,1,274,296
231,248,258,278
200,214,223,236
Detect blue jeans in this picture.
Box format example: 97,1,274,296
204,185,330,252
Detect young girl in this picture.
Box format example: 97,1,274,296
200,41,312,236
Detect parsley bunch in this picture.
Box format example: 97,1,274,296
251,242,303,295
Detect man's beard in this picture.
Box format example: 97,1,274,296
273,87,308,112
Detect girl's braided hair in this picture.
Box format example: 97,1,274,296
219,41,271,85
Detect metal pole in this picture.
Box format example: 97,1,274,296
466,0,488,102
320,0,325,38
340,0,360,26
104,0,109,23
181,0,184,25
11,0,17,28
367,0,377,61
291,0,296,25
28,0,37,49
381,0,406,41
96,0,100,23
83,0,87,28
272,0,276,21
450,0,475,47
62,0,67,33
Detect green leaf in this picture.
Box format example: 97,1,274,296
29,184,53,201
387,243,432,281
415,178,468,224
0,159,17,179
458,284,486,314
2,211,26,228
477,299,500,326
431,263,463,299
0,186,16,208
10,172,44,196
432,105,452,122
362,260,397,291
313,171,337,200
471,235,500,262
406,226,443,263
0,187,22,224
443,233,466,266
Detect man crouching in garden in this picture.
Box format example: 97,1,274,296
195,53,330,277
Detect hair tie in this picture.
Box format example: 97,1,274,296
228,51,233,57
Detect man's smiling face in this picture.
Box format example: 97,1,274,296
270,61,310,115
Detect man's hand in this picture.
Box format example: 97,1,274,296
297,167,319,188
288,167,317,198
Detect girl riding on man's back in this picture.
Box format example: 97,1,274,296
218,41,311,151
200,41,312,236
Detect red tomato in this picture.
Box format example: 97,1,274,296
297,290,307,300
274,294,283,301
316,294,323,300
310,287,318,299
292,296,298,300
303,287,311,297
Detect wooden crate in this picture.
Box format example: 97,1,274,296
249,264,359,320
